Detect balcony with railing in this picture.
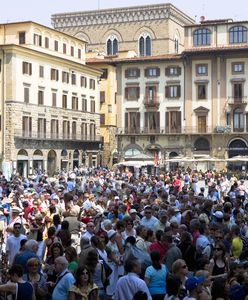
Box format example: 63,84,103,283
227,96,248,105
143,97,160,109
117,126,224,135
14,130,102,142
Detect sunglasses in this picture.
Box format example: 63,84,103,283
82,271,89,275
182,265,187,269
127,222,133,225
214,248,222,251
215,237,222,240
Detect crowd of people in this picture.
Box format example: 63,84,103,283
0,167,247,300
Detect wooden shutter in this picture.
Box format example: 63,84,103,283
137,69,140,77
136,87,140,99
144,112,148,132
44,119,46,136
100,91,105,103
156,112,160,132
136,112,140,133
165,67,170,76
177,85,181,98
165,112,169,133
176,111,181,133
165,86,169,98
177,67,181,76
125,87,128,99
156,67,160,76
144,68,148,77
125,69,129,78
29,117,32,137
125,113,128,133
29,63,32,75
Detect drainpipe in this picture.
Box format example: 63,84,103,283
1,25,6,167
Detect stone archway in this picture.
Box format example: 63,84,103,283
17,149,28,177
47,150,57,176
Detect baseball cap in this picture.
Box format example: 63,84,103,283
214,210,224,219
129,209,137,214
185,276,205,291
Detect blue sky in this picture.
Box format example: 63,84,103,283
1,0,247,26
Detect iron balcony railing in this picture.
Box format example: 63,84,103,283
143,97,160,108
14,130,102,142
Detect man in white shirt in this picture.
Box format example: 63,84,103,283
6,222,27,265
114,259,152,300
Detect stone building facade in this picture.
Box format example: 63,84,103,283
52,3,194,56
52,4,248,171
52,3,194,166
0,22,102,178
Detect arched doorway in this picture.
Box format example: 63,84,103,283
169,151,179,171
61,149,68,170
33,150,43,172
17,149,28,177
228,139,248,170
73,149,79,168
47,150,57,175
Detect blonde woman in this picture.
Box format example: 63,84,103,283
172,259,189,300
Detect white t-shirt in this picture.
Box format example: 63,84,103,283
183,297,197,300
6,234,27,265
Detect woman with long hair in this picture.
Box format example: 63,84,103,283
172,259,189,300
144,251,167,300
65,246,78,275
210,242,228,277
68,266,98,300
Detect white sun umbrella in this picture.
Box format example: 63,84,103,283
227,156,248,162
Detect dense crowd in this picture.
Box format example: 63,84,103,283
0,167,247,300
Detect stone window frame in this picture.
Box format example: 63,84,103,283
196,64,208,76
232,62,245,74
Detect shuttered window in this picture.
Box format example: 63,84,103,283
165,111,181,133
125,87,140,100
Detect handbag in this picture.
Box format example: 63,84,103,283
98,254,112,279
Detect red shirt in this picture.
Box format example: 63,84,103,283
149,241,168,262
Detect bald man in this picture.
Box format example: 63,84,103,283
52,256,75,300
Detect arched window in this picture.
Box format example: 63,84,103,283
139,33,151,56
194,138,210,151
193,28,211,46
229,26,247,44
233,108,244,131
106,36,118,55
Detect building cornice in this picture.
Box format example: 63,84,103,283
51,3,194,29
0,44,102,76
86,54,182,65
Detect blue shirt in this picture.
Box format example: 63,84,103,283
145,264,167,295
140,216,158,230
52,269,75,300
14,250,39,274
